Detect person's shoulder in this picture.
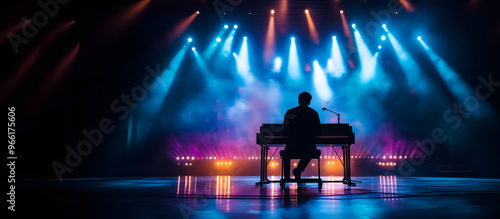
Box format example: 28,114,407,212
287,106,300,113
307,107,319,113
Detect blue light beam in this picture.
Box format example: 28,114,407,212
354,30,376,82
419,38,491,116
202,26,229,59
331,36,346,77
221,27,237,57
387,32,427,91
287,37,302,84
312,61,333,101
233,37,254,84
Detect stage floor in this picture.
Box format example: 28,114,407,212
15,176,500,218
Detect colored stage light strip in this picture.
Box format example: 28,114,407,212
305,10,320,44
312,61,333,101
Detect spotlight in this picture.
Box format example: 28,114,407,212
382,24,386,29
305,9,309,14
234,24,238,29
381,35,386,40
191,47,195,51
351,23,356,28
332,36,336,39
224,24,228,29
216,37,221,42
417,36,422,40
196,11,200,14
243,36,247,40
188,38,192,42
378,45,382,49
340,10,343,14
271,9,275,14
291,37,295,41
232,52,236,56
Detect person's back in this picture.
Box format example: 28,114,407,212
284,105,320,152
281,92,321,182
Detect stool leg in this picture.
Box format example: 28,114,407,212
318,158,320,179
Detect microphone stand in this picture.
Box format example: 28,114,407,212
322,108,340,124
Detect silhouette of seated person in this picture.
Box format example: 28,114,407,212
281,92,321,182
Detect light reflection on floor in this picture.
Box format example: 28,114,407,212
16,176,500,218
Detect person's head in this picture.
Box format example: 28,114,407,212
298,92,312,106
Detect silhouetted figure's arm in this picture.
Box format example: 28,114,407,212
314,111,321,137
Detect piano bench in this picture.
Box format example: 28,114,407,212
279,150,322,188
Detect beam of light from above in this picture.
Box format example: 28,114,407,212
418,38,491,116
272,57,282,73
312,61,333,101
193,47,216,83
144,45,188,116
202,26,228,59
387,32,427,92
340,11,355,55
331,36,346,77
353,30,376,83
305,10,320,44
26,43,80,118
278,0,288,33
97,0,150,44
222,27,237,57
136,45,191,144
160,12,198,49
399,0,415,12
0,21,75,102
287,37,302,84
326,59,334,74
263,12,275,64
1,19,31,44
233,37,254,84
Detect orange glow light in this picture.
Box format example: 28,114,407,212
264,13,275,64
271,9,275,14
399,0,415,12
305,11,319,44
340,10,343,14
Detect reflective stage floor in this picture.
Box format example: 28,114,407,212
15,176,500,218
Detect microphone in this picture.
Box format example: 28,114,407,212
322,107,339,116
322,107,341,124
